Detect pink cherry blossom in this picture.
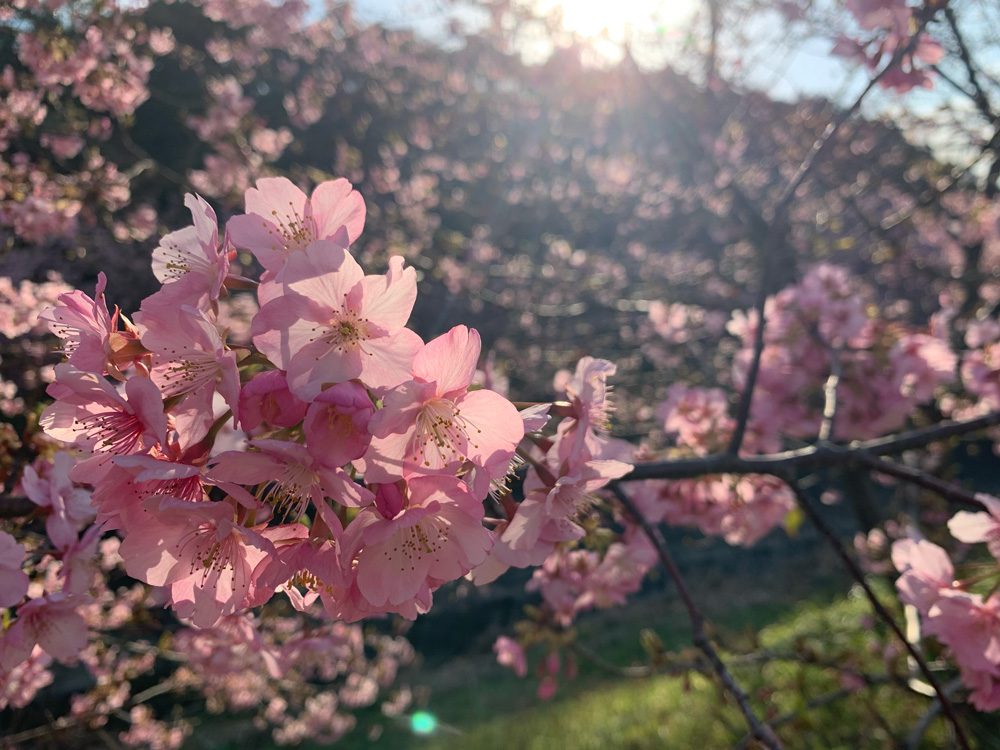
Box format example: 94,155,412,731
364,325,524,486
493,636,527,677
303,380,374,468
37,272,144,379
20,451,94,550
149,193,229,308
251,240,422,399
948,493,1000,561
555,356,617,463
90,451,207,532
250,527,345,612
138,302,241,419
227,177,366,272
891,538,955,614
0,593,89,672
209,438,374,520
119,496,277,628
350,475,492,608
238,370,308,431
0,645,53,711
40,365,167,455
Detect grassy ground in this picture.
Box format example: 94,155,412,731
185,575,1000,750
336,584,998,750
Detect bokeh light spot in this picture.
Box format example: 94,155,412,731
410,710,438,736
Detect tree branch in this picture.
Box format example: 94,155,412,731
612,483,785,750
620,409,1000,482
858,455,986,509
784,477,971,750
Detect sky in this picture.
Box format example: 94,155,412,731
341,0,986,168
346,0,858,102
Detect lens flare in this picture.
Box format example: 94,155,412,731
410,710,438,736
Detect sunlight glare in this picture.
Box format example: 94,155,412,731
553,0,695,42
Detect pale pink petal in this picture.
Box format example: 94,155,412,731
413,325,480,397
310,178,366,243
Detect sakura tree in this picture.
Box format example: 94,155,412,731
2,0,1000,748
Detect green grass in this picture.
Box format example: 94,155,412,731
337,585,998,750
192,582,1000,750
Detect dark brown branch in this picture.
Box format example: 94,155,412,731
620,409,1000,482
942,6,997,126
726,244,772,456
612,483,785,750
785,478,971,750
858,455,986,509
0,495,37,518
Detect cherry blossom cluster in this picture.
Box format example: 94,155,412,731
0,172,660,735
0,489,410,747
728,264,955,442
830,0,943,92
26,175,541,630
892,495,1000,711
1,1,169,243
3,174,581,743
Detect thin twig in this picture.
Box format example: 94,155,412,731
784,478,971,750
726,246,772,456
942,6,996,126
775,11,937,216
858,455,987,509
2,716,78,746
906,678,965,750
733,676,891,750
612,483,785,750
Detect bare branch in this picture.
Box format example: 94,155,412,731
785,478,971,750
942,6,997,126
858,455,986,509
0,495,37,519
620,409,1000,482
612,483,785,750
775,10,937,217
733,676,891,750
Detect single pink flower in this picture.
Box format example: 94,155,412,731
150,193,229,308
926,591,1000,672
350,475,492,608
37,272,144,379
227,177,366,272
251,240,422,399
949,493,1000,561
0,593,89,672
891,538,955,614
119,496,277,629
137,302,241,419
90,451,206,532
59,525,103,596
209,438,374,520
250,526,345,612
303,380,375,468
40,365,167,456
20,451,94,550
238,370,308,431
364,325,524,487
493,636,527,677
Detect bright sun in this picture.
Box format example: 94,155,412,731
553,0,695,41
